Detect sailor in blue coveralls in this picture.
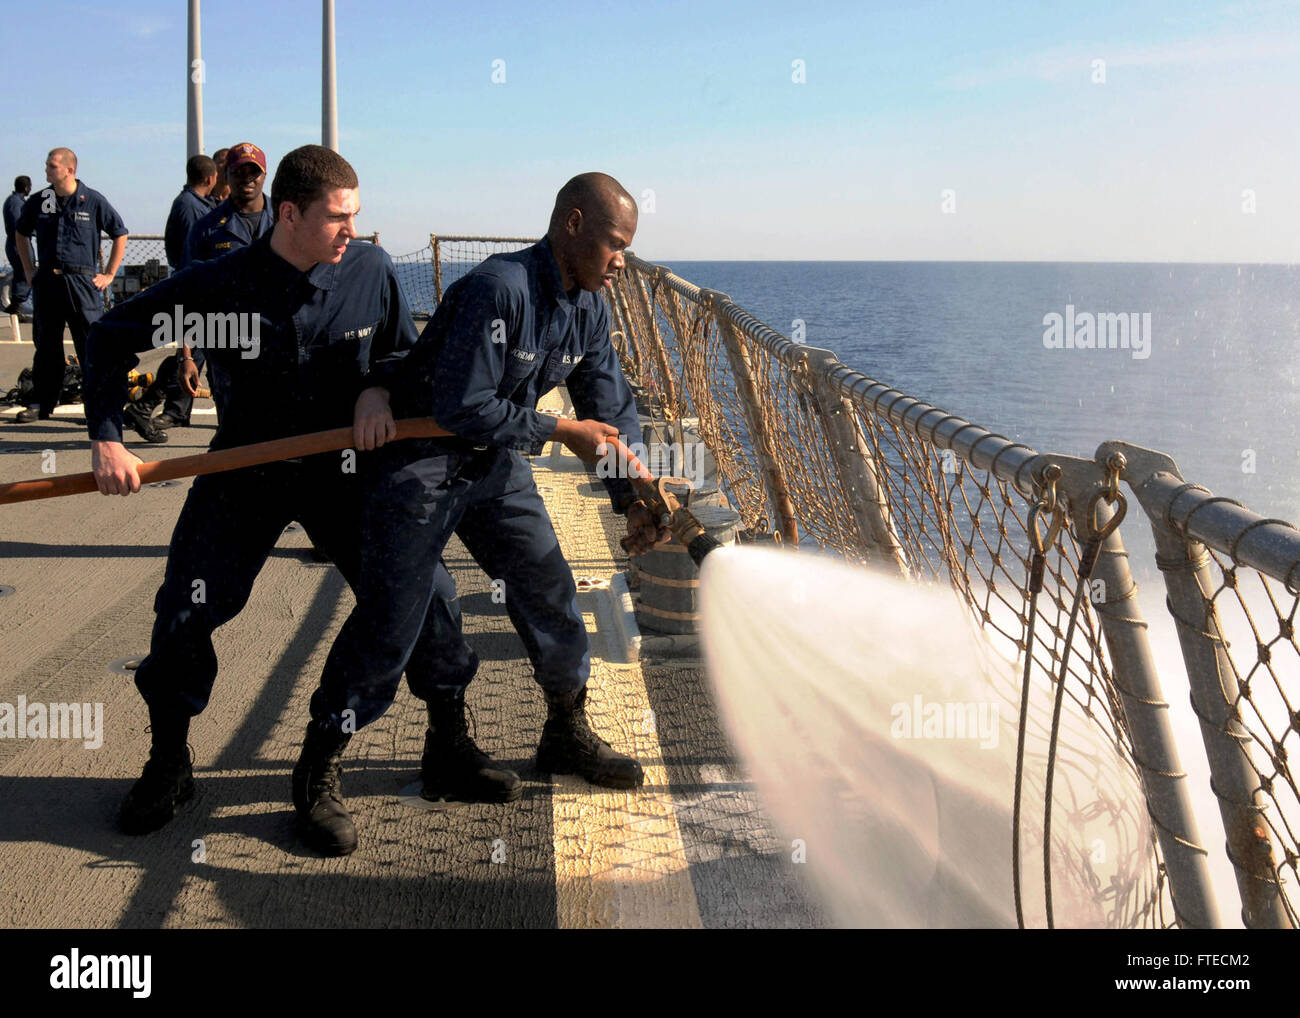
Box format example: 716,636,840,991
4,175,33,314
308,173,671,840
157,141,275,428
163,154,218,272
12,148,128,422
86,145,462,856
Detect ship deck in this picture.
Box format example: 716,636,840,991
0,321,825,929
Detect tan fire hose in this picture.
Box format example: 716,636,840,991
0,421,722,563
0,418,452,505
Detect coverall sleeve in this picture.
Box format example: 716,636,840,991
97,199,128,239
424,272,558,451
84,265,219,443
15,195,37,237
362,249,420,395
168,201,203,271
183,219,205,266
565,298,640,513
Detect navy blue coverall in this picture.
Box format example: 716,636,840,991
310,237,639,731
184,195,274,265
163,185,214,271
16,181,127,413
84,233,461,721
3,190,31,311
169,195,274,422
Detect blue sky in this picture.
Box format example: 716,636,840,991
4,0,1298,260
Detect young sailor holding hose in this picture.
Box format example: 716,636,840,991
83,145,463,853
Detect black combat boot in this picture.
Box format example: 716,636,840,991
123,402,167,444
132,379,166,418
421,691,522,802
536,687,644,789
119,709,194,835
291,720,357,856
152,412,189,429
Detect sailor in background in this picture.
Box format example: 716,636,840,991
164,154,218,272
4,175,32,314
303,173,671,852
185,142,273,265
165,142,274,429
84,145,465,855
123,154,222,434
12,148,134,429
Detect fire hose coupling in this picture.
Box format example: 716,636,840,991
638,477,710,545
668,507,708,545
615,446,724,566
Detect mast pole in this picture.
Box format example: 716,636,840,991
323,0,339,151
187,0,204,157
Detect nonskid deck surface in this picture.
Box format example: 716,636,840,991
0,328,824,929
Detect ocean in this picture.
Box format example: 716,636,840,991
661,260,1300,535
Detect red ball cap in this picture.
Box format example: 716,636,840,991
225,142,267,173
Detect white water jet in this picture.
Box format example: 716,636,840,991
699,546,1159,928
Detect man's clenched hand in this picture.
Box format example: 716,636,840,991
353,386,396,451
92,440,144,496
624,500,672,555
552,417,619,465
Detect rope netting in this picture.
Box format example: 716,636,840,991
430,235,536,304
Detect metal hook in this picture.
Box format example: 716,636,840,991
1030,500,1066,555
1086,488,1127,543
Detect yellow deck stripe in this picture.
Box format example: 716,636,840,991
537,389,703,929
550,648,703,929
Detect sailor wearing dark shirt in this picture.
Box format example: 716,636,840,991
12,148,127,422
4,175,32,314
86,145,463,856
309,173,670,830
184,142,274,264
159,142,273,428
163,154,218,271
